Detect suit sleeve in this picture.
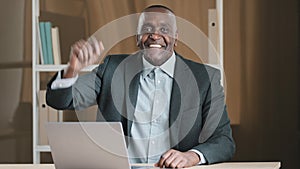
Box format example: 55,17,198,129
193,69,236,164
46,57,110,110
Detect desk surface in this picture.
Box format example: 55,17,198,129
0,162,280,169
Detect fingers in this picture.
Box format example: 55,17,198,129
70,37,105,68
90,36,103,56
155,149,193,168
82,43,89,64
67,36,104,78
89,36,105,57
164,152,178,167
86,42,94,63
155,150,172,167
92,37,100,56
71,40,85,63
170,156,185,168
156,149,181,168
99,41,104,51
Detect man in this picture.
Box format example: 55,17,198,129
46,5,235,168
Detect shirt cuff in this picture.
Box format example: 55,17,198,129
51,69,78,90
189,149,207,165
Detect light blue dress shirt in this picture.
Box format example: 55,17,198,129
128,54,175,163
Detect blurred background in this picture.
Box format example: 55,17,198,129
0,0,299,168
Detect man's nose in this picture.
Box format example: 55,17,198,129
149,33,162,40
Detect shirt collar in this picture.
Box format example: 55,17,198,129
142,52,176,78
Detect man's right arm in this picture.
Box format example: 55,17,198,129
46,70,76,110
46,67,103,110
46,37,105,110
51,69,78,90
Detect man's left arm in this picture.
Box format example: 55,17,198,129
192,69,235,164
155,68,235,168
155,107,235,168
193,106,235,164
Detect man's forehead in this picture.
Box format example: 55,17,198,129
140,12,176,23
143,6,173,14
137,7,177,32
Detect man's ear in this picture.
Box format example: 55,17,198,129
136,35,140,47
174,32,179,47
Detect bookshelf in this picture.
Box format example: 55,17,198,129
32,0,95,163
32,0,58,163
35,64,97,72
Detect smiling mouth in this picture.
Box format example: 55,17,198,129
148,44,166,49
149,44,161,48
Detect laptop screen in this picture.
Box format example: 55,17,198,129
46,122,132,169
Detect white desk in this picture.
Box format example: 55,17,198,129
0,162,280,169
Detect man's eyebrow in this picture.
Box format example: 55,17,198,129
142,21,172,27
141,23,153,27
159,23,172,27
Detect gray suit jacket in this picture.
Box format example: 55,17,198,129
46,52,235,164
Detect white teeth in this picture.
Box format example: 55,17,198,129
149,44,162,48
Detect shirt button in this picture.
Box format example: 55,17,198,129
58,83,63,87
157,80,161,84
151,141,155,144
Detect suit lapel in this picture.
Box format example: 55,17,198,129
124,53,143,137
169,80,181,149
169,55,201,149
169,55,188,148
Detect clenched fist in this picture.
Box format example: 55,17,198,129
64,36,104,78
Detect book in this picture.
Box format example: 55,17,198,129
44,22,54,64
39,22,48,64
40,11,86,64
51,26,61,65
37,19,44,64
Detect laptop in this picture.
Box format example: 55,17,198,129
46,122,150,169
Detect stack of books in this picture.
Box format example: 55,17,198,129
38,21,61,65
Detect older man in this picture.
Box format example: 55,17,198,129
46,5,235,168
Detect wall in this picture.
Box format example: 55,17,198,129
230,0,299,169
0,0,32,162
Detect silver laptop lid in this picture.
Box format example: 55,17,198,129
46,122,131,169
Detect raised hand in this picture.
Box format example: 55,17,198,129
64,36,104,78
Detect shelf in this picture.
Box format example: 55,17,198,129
0,61,31,69
35,64,98,72
35,145,51,152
